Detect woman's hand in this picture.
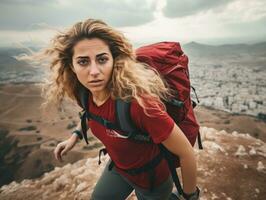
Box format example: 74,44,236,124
54,134,79,162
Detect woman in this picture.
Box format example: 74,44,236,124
46,19,199,200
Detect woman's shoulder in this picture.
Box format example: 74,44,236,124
130,96,166,119
129,96,175,144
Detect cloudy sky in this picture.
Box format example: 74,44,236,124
0,0,266,47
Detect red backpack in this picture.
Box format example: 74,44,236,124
78,42,202,197
136,42,201,147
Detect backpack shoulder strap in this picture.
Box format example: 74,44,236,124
79,86,89,144
115,99,152,143
115,99,136,134
79,85,89,111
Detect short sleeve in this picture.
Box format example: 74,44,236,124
130,98,175,144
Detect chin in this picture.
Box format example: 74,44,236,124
86,85,106,94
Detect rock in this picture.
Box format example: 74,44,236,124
249,147,256,155
211,192,219,199
256,144,266,157
218,130,227,135
245,133,252,139
203,171,211,177
200,127,217,141
70,166,86,177
42,174,55,185
248,101,257,109
42,190,50,199
235,145,247,156
202,141,225,154
75,182,89,193
232,131,238,136
53,175,72,191
59,192,68,199
256,161,265,172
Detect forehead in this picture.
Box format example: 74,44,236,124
73,38,111,57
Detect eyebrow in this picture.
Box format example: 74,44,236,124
75,53,109,59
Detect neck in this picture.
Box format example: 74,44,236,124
92,90,110,106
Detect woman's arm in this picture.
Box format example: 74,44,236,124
54,120,83,162
161,124,197,194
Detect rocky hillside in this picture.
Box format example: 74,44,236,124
0,127,265,200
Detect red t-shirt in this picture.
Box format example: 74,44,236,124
88,94,175,189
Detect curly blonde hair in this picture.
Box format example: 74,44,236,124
41,19,171,113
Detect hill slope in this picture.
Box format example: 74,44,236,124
0,127,265,200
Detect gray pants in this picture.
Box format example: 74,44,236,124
91,160,173,200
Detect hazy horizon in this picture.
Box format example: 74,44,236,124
1,38,266,50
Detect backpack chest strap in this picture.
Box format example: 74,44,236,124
87,112,120,131
82,99,153,143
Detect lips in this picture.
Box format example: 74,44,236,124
88,79,104,87
89,80,103,83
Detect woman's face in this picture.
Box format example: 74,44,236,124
72,38,114,96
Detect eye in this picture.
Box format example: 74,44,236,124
98,57,108,64
77,59,89,66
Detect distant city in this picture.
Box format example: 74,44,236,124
184,41,266,119
0,41,265,119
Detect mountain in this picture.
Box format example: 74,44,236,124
0,48,32,72
0,47,46,83
183,41,266,58
0,127,265,200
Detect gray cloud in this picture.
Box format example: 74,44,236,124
0,0,156,31
162,0,232,18
225,16,266,38
0,0,55,5
27,22,56,30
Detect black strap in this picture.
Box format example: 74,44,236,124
192,100,197,108
183,186,200,200
98,149,115,171
115,153,163,192
191,86,200,104
167,99,184,108
81,99,152,143
72,129,83,140
80,85,89,109
122,153,163,175
159,144,184,195
115,99,152,143
79,86,89,145
98,148,108,165
87,112,121,131
108,160,115,171
197,132,203,149
115,99,137,134
169,160,183,196
148,169,156,192
80,111,89,145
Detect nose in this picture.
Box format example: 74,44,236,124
89,61,100,77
